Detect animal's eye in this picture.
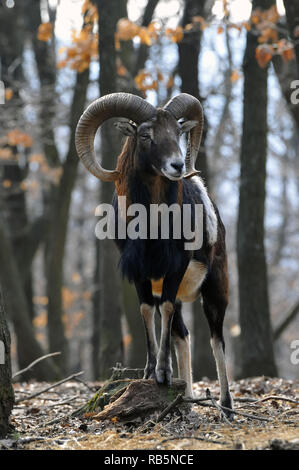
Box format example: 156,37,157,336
140,134,151,141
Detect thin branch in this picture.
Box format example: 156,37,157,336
251,395,299,405
274,301,299,340
206,388,233,425
12,352,61,380
43,395,81,408
183,394,272,422
214,404,272,422
43,410,75,426
156,393,183,423
159,435,228,446
15,371,84,404
72,376,97,392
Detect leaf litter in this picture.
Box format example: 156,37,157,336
2,376,298,450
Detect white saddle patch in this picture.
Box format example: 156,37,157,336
190,175,218,246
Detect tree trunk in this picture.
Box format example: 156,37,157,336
0,289,14,438
46,66,90,374
117,0,153,372
122,280,146,368
26,0,60,169
236,0,277,378
177,0,216,379
93,0,125,379
0,218,59,380
133,0,160,76
0,1,57,373
0,1,37,323
178,0,209,185
283,0,299,78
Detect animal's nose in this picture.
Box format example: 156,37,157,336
171,162,184,173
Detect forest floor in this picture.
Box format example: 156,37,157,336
1,376,298,451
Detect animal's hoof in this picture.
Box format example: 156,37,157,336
143,364,156,379
155,365,173,385
144,370,156,380
222,407,234,421
221,394,234,420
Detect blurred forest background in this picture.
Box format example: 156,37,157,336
0,0,298,383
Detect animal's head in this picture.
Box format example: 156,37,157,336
75,92,203,182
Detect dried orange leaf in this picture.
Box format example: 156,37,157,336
5,88,13,100
37,22,52,42
255,44,273,68
230,70,241,82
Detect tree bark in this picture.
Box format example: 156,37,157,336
26,0,60,169
0,217,59,380
93,0,125,379
116,1,158,370
236,0,278,378
0,289,14,438
272,53,299,129
274,302,299,341
283,0,299,78
0,1,37,322
178,0,209,185
133,0,160,76
46,66,90,374
177,0,216,379
122,280,147,368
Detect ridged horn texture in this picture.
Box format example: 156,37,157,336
164,93,204,178
75,92,156,182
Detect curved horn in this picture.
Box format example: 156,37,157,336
75,92,156,182
164,93,204,178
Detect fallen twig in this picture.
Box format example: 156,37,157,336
159,435,228,446
17,437,47,445
227,396,299,405
73,376,97,392
43,395,81,408
43,410,75,426
251,396,299,405
15,371,84,404
212,403,272,422
156,393,183,423
183,394,272,422
12,352,61,380
206,388,233,425
183,396,214,406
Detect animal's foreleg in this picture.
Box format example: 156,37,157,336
156,262,189,385
135,280,157,379
140,303,158,378
156,300,175,385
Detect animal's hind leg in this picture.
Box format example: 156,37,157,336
135,279,158,379
201,269,233,417
171,301,193,397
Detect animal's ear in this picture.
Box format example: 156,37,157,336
180,120,199,135
114,120,137,136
